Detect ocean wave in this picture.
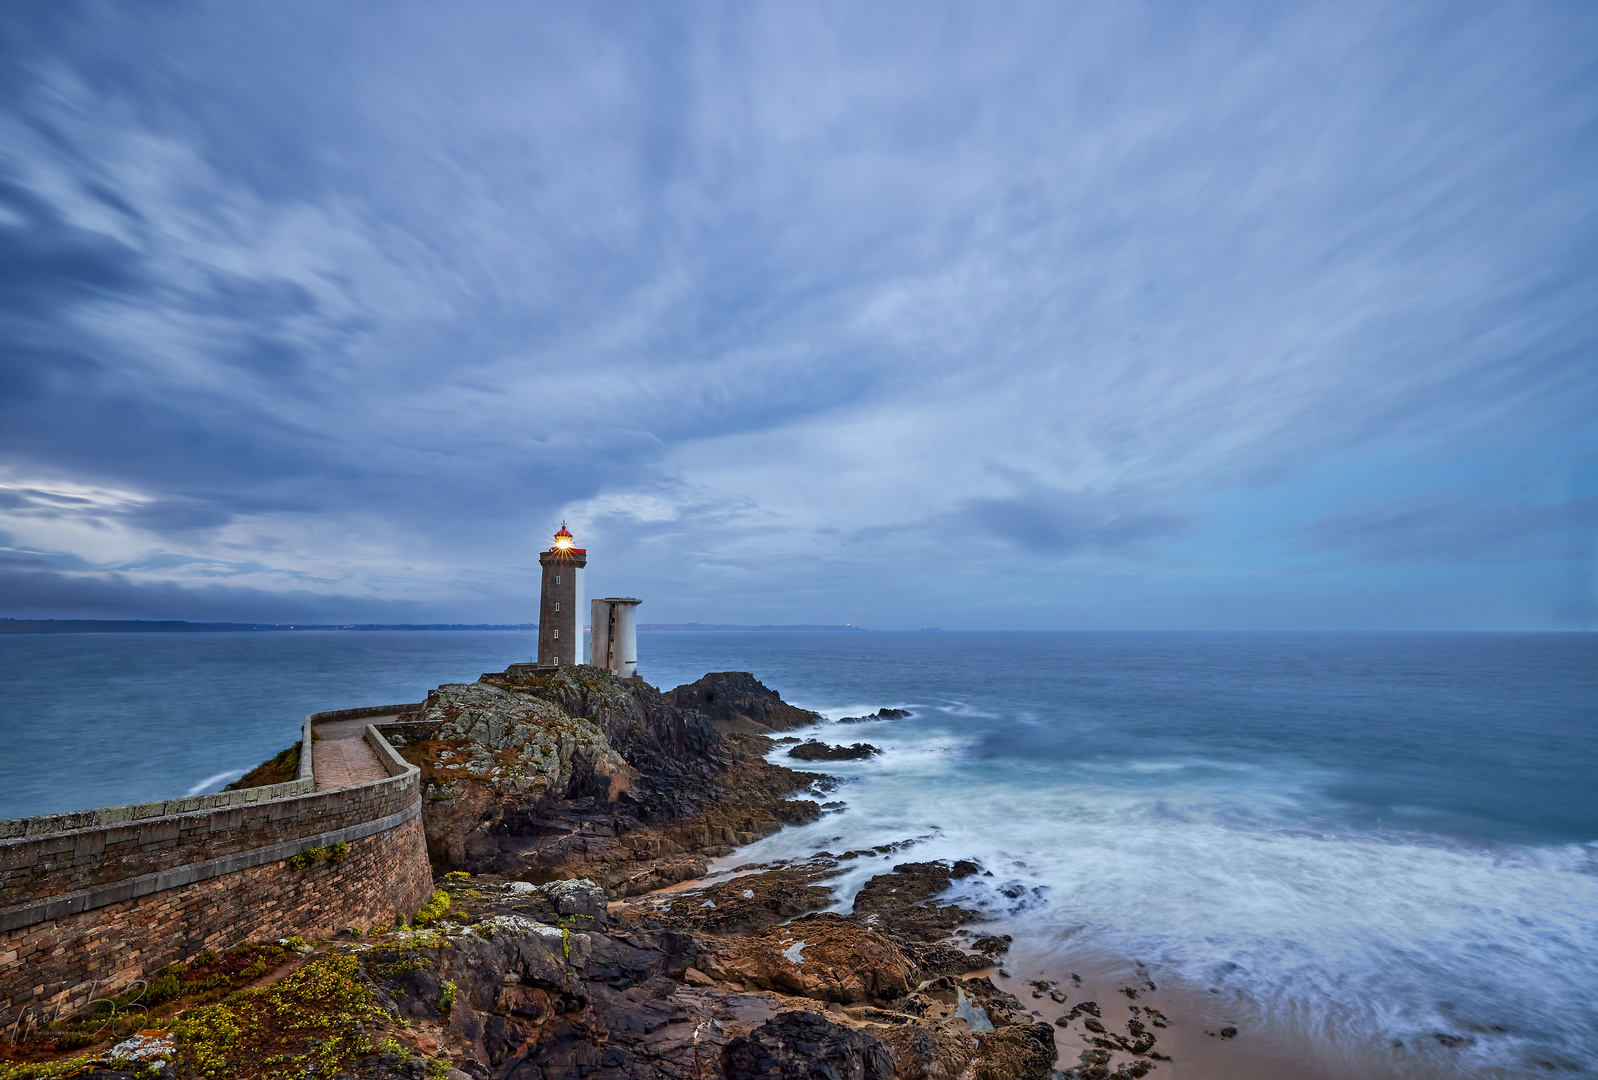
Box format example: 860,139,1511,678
736,753,1598,1077
184,769,245,796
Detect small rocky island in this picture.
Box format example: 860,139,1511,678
3,665,1160,1080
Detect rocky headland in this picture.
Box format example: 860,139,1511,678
3,666,1167,1080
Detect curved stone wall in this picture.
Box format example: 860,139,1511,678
0,710,434,1037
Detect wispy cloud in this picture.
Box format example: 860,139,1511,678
1,1,1595,627
1298,494,1598,565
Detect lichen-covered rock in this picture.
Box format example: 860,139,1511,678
414,681,639,800
488,663,725,769
538,878,607,919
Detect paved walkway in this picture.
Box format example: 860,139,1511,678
312,716,396,791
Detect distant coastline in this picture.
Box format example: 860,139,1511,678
0,619,539,634
638,622,865,632
0,618,866,634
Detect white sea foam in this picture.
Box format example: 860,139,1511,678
185,769,244,795
738,718,1598,1078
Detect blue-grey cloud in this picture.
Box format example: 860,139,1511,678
963,490,1191,558
1299,494,1598,565
1,0,1595,628
0,561,453,624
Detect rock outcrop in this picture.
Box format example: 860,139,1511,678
364,870,1058,1080
724,1011,895,1080
720,913,918,1003
397,665,828,892
838,708,911,724
852,859,984,940
787,740,881,761
407,681,637,800
663,671,824,735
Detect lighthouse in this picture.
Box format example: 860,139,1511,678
536,523,585,667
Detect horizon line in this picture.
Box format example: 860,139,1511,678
0,618,1588,635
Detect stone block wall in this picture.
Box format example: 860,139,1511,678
0,770,418,909
0,718,434,1036
0,718,315,842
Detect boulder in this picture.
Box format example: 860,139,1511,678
541,878,607,920
878,1021,974,1080
498,877,610,926
973,1021,1059,1080
723,1010,894,1080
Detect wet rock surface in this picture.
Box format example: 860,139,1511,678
720,913,920,1003
837,708,912,724
852,859,984,940
787,740,881,761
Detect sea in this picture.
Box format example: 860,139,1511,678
2,630,1595,1078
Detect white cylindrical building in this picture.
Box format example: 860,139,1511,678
612,599,638,678
590,597,642,678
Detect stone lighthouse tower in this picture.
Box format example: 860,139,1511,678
536,522,585,667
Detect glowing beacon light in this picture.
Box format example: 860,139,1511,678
537,522,586,666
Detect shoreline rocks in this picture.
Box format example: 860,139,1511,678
787,740,881,761
837,708,911,724
365,665,1074,1077
11,667,1173,1079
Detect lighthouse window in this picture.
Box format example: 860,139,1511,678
554,629,559,638
555,602,560,611
555,575,561,584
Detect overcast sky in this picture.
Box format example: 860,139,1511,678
1,1,1595,630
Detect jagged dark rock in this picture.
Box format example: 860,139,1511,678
663,671,825,735
852,860,983,940
973,1020,1059,1080
723,1011,895,1080
787,740,881,761
837,708,911,723
972,934,1011,958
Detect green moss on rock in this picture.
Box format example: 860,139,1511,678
225,744,301,791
